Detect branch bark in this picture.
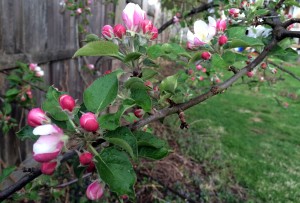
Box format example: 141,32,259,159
158,2,215,34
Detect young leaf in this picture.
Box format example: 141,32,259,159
141,68,158,80
83,71,119,113
104,127,138,160
42,86,68,121
125,78,152,112
83,34,100,43
73,41,119,58
147,44,163,59
159,73,180,94
16,126,38,141
133,131,170,160
94,147,136,200
124,52,143,63
0,166,16,184
99,99,135,130
212,54,229,69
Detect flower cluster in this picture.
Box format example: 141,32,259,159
29,63,44,77
101,3,158,43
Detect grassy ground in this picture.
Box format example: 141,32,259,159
164,65,300,202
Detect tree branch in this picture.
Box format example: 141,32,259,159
268,60,300,82
158,2,215,34
282,30,300,38
275,0,286,10
282,18,300,28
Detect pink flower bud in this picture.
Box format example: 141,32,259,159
41,161,57,175
140,19,153,34
188,69,193,75
102,25,114,40
26,90,33,99
271,68,277,74
59,94,76,112
247,71,254,77
229,8,240,17
144,80,153,89
201,52,211,60
218,35,228,46
215,78,221,83
76,8,83,15
86,180,104,200
199,76,204,81
196,65,202,70
153,86,159,92
27,108,49,127
261,62,267,69
191,77,195,81
104,70,112,75
87,162,96,173
134,109,144,118
21,95,26,102
150,26,158,40
80,112,99,132
113,24,126,39
29,63,37,71
35,70,44,77
79,152,93,165
216,19,227,32
87,64,95,70
202,68,207,73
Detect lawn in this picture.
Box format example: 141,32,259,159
165,64,300,202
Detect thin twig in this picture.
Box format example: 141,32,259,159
55,172,92,188
268,60,300,82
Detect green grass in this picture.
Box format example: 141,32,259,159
165,66,300,202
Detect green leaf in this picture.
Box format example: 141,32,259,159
83,34,100,43
7,74,21,83
73,41,119,58
269,46,298,62
252,9,269,16
83,71,119,113
212,54,230,69
133,131,169,160
188,52,202,65
104,127,138,160
94,147,136,200
143,58,159,68
141,68,158,80
42,86,68,121
147,44,163,59
16,126,38,141
125,78,152,112
124,52,143,63
0,166,16,184
285,0,300,7
99,99,135,130
159,73,180,94
3,103,12,115
226,27,264,48
5,88,19,97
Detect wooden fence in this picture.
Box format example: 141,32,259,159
0,0,172,173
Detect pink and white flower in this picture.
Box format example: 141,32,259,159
216,19,227,32
150,26,158,40
187,17,216,48
113,24,127,38
86,180,104,200
41,161,57,175
102,25,114,40
122,3,146,32
80,112,99,132
33,124,65,163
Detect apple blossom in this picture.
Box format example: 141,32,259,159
76,8,83,15
199,76,204,81
27,108,50,127
104,70,112,75
246,25,272,38
80,112,99,132
102,25,114,40
29,63,37,71
201,68,207,73
86,162,96,173
218,35,228,46
59,94,76,112
33,125,64,162
79,152,93,165
86,180,104,200
113,24,126,38
187,17,216,47
41,161,57,175
144,80,153,89
122,3,146,32
201,52,211,60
